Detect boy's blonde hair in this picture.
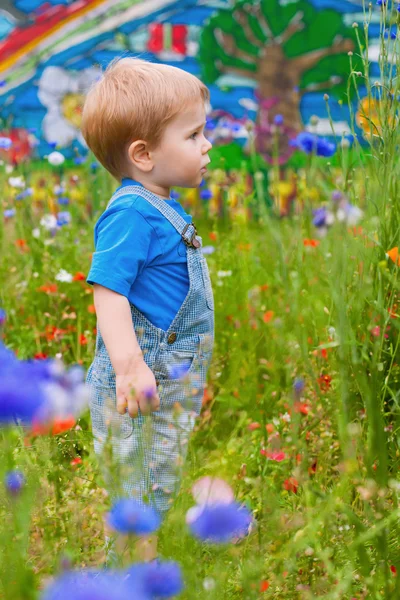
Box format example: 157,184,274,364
81,57,210,181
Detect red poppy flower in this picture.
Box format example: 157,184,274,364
38,283,58,294
294,402,309,415
303,238,320,247
33,352,48,360
390,565,397,575
31,415,76,436
79,334,87,345
317,374,332,392
260,580,270,592
248,422,261,431
283,477,298,493
73,272,86,281
70,457,82,466
262,310,274,323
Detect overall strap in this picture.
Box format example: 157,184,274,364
107,185,200,248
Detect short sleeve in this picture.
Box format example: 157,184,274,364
87,207,153,296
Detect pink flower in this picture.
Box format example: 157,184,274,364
260,450,287,461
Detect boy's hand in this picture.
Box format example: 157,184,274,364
116,360,160,418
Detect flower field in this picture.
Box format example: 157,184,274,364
2,3,400,599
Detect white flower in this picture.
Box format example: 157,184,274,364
40,214,58,230
217,270,232,278
55,269,73,283
38,65,102,148
8,176,25,189
5,165,13,174
281,412,291,423
48,151,65,166
201,245,215,255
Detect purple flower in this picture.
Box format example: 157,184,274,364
5,470,25,496
313,207,328,228
106,498,161,535
274,114,284,126
41,570,142,600
293,378,305,398
188,502,253,543
126,560,183,598
331,190,343,202
0,309,6,326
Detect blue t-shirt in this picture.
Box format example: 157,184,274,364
87,178,191,331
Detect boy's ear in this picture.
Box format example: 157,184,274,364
127,140,154,173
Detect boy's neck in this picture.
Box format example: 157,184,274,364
122,176,170,200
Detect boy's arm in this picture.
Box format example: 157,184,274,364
93,284,144,374
93,284,160,417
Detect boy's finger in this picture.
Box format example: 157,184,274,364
151,393,160,412
139,394,152,416
127,399,139,419
116,393,128,415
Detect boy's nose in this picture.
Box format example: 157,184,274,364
203,138,212,153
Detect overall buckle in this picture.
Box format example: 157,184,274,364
181,223,200,248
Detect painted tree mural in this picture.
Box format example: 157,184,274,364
200,0,358,164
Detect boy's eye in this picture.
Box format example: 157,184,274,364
190,132,198,140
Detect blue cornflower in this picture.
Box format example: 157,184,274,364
57,196,70,206
0,136,12,150
170,190,180,200
168,361,191,379
4,208,15,219
384,28,397,39
397,3,400,11
0,308,6,326
106,498,161,535
376,0,386,5
41,570,141,600
90,161,99,171
57,211,71,226
0,365,48,424
206,118,217,131
48,142,57,150
291,132,336,157
274,114,284,125
74,156,86,165
188,502,253,543
200,189,213,201
126,560,183,598
16,188,33,201
5,470,25,496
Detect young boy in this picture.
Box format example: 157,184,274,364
81,57,214,561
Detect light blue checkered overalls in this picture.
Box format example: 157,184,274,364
86,185,214,514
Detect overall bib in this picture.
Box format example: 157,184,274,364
86,185,214,514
